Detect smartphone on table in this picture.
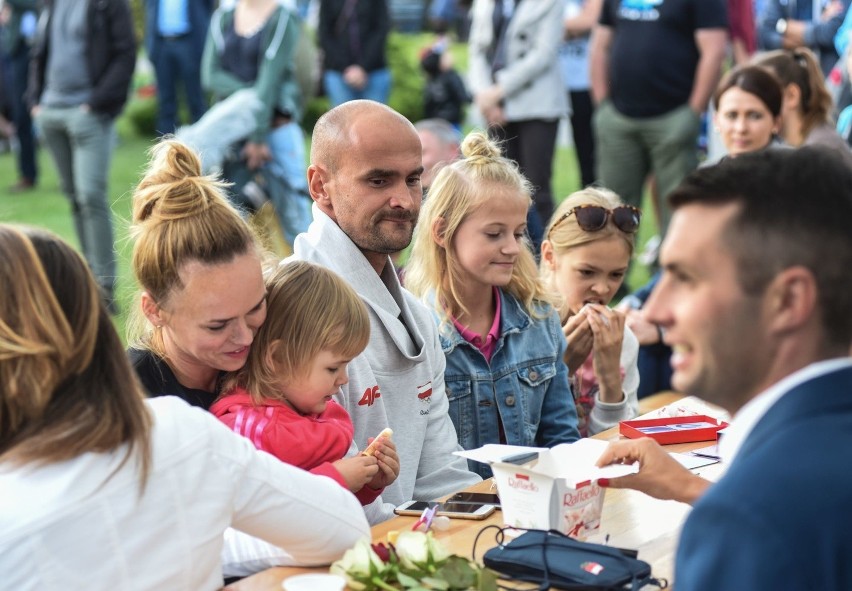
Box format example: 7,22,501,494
448,492,501,508
394,500,496,520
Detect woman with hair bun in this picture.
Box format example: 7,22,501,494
752,47,852,164
406,131,579,476
0,224,369,589
127,139,268,409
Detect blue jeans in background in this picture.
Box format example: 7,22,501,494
2,44,38,184
323,68,391,107
266,121,312,244
150,35,207,135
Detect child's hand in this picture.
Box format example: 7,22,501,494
333,456,379,492
562,308,594,374
586,305,626,403
624,308,662,346
366,437,400,491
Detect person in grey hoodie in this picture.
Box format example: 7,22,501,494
293,100,481,522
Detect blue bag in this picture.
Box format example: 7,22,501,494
482,528,667,590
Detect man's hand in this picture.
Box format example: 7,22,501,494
625,308,663,346
782,20,807,48
596,437,711,504
343,65,368,90
241,141,271,170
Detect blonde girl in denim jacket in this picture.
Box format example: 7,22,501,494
540,188,641,436
406,132,580,478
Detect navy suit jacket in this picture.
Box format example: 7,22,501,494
144,0,214,60
676,365,852,590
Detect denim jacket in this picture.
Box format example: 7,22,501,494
435,290,580,477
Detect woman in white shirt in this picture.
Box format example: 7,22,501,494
0,225,369,591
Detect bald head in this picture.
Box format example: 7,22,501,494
311,101,418,173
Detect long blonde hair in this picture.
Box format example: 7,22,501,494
128,139,262,355
541,188,636,314
221,261,370,405
0,225,152,487
406,131,552,320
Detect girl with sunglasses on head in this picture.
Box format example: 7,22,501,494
541,188,641,436
752,48,852,165
406,132,580,477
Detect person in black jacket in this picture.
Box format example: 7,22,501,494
318,0,391,106
28,0,136,313
420,40,469,128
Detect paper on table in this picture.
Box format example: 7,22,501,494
645,395,731,423
688,443,721,460
454,438,638,486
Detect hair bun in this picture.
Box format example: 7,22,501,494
132,140,224,224
460,131,502,161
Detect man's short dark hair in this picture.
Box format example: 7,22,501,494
668,146,852,348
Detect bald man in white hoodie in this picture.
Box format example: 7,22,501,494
292,100,481,522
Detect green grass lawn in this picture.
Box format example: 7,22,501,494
0,133,155,337
0,126,655,341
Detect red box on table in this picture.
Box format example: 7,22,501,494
619,415,728,445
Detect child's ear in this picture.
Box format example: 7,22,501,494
431,217,448,248
264,339,282,373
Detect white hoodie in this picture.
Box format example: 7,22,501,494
292,206,481,521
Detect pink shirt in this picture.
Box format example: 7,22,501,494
451,287,502,362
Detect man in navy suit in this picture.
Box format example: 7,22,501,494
596,146,852,590
144,0,213,135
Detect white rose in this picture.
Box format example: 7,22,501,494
330,538,384,590
394,531,431,569
425,533,451,563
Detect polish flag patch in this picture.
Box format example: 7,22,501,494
417,381,432,401
581,562,604,575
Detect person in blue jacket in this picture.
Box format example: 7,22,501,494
596,146,852,591
406,131,580,478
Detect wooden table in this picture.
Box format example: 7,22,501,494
226,392,721,590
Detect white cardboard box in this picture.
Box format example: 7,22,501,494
455,439,637,539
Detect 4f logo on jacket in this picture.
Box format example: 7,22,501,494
358,385,381,406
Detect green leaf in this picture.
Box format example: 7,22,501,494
397,571,420,587
420,576,450,590
435,556,477,589
477,568,499,591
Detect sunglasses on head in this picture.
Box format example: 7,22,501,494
548,205,641,236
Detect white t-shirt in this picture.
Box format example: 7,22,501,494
0,397,370,590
